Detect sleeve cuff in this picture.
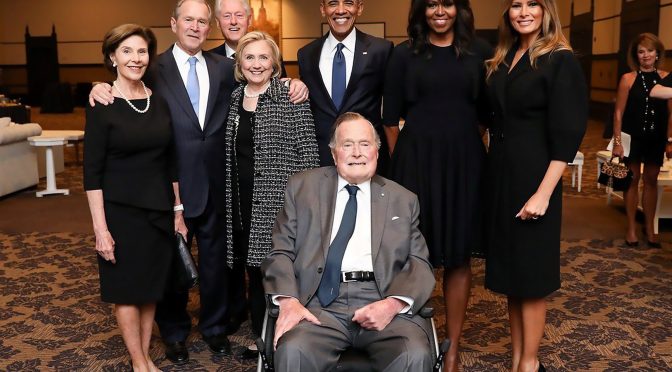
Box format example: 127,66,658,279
389,295,413,314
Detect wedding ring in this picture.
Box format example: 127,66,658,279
532,216,538,220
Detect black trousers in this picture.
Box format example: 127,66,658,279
155,196,239,342
229,229,265,336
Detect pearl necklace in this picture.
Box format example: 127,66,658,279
113,80,150,114
638,69,657,132
243,82,270,98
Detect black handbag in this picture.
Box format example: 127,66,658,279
598,157,633,192
173,233,198,291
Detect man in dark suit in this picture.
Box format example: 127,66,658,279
297,0,393,174
89,0,237,364
262,112,435,371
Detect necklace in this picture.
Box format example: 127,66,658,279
113,80,150,114
243,82,270,98
638,69,657,132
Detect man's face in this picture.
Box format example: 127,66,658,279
216,0,250,47
320,0,363,41
332,118,378,184
171,0,211,55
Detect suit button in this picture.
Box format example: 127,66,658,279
317,267,323,273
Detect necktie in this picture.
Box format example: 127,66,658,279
229,52,236,60
331,43,346,110
317,184,359,307
186,56,200,115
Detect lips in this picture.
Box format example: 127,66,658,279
334,17,349,25
348,162,366,166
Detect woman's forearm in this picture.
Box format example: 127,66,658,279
650,84,672,99
86,190,108,233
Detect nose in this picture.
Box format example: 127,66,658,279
436,4,446,15
335,1,346,13
352,144,362,156
230,17,238,25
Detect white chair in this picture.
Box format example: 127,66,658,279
568,151,584,192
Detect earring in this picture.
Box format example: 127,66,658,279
112,61,117,67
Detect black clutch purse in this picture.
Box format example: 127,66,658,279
173,233,198,291
598,157,633,192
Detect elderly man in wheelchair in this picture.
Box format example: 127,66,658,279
259,114,448,371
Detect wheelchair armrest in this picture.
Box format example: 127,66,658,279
419,306,434,318
269,304,279,318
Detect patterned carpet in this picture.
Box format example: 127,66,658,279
1,111,671,370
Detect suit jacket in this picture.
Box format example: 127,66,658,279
261,167,435,316
146,46,236,218
297,30,393,168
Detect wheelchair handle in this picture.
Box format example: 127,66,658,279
256,337,274,372
433,339,451,372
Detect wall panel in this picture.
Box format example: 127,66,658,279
593,17,621,55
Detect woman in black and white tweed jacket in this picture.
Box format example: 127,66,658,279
224,31,319,347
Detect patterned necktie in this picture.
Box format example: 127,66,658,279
186,56,200,115
331,43,346,110
317,184,359,307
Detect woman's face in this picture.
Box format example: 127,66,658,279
110,35,149,82
425,0,457,37
509,0,544,38
637,44,658,70
240,40,274,86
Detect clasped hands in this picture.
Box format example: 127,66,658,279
273,296,405,350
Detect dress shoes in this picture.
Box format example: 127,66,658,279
647,240,662,248
164,341,189,365
238,346,260,360
203,333,232,355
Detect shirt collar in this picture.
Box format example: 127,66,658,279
325,27,357,54
337,174,370,197
224,43,236,58
172,43,205,66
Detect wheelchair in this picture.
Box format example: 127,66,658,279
256,301,450,372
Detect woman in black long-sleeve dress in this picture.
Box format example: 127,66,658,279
612,33,672,248
484,1,586,371
84,24,185,372
382,1,491,370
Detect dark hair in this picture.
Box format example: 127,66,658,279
102,24,157,74
627,33,665,71
407,0,475,57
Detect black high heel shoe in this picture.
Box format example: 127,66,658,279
647,240,662,249
538,362,546,372
624,239,639,247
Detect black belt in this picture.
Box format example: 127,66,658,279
341,271,375,282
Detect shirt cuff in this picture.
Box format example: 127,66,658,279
271,295,295,306
389,296,413,314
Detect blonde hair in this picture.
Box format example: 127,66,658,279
486,0,571,79
233,31,281,82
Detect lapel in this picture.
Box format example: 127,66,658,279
157,46,201,131
203,52,221,133
309,34,339,115
319,167,339,258
341,29,369,109
369,175,387,264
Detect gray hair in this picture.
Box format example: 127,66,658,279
328,112,382,149
215,0,251,16
173,0,213,22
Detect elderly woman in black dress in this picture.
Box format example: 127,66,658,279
85,24,186,372
613,33,672,248
484,1,586,371
382,1,491,370
224,31,319,357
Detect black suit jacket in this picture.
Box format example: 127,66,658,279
297,30,393,169
146,46,236,218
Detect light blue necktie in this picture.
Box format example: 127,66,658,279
317,184,359,307
331,43,346,110
186,56,199,115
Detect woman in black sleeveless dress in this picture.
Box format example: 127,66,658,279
382,1,491,370
612,33,672,248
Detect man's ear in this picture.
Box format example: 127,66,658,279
170,17,178,33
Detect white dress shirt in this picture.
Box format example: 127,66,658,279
224,43,236,59
319,28,357,99
172,44,210,129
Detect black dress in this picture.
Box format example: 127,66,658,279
84,96,176,304
484,49,587,298
622,70,669,166
383,40,491,268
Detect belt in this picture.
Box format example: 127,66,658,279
341,271,375,282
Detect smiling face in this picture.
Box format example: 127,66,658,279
331,118,379,184
216,0,250,48
425,0,456,38
240,40,275,87
637,44,658,70
171,0,211,55
509,0,543,39
321,0,363,41
109,35,149,83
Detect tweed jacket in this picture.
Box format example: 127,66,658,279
225,78,320,267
